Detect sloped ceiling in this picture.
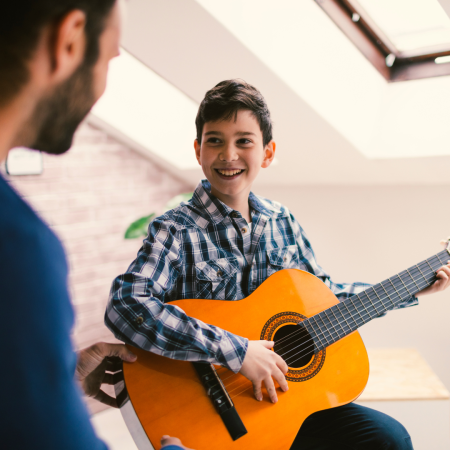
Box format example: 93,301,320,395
89,0,450,186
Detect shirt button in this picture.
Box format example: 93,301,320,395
136,316,144,325
231,212,239,218
283,257,287,262
217,270,223,277
241,227,247,233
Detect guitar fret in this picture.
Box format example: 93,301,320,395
398,273,413,297
436,253,445,266
359,293,376,319
323,310,342,341
388,278,403,302
313,315,332,346
349,297,366,326
406,268,421,292
304,320,325,349
379,282,396,308
330,307,347,336
415,264,428,285
425,259,434,273
335,304,352,333
360,290,378,318
341,302,358,331
371,286,387,312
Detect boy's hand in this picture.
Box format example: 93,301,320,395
161,435,193,449
416,261,450,297
239,340,288,403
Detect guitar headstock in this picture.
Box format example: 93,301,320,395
441,237,450,254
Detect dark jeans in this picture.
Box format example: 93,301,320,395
291,403,413,450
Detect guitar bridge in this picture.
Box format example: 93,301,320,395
192,363,248,441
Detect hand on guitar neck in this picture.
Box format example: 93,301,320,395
239,340,289,403
415,260,450,297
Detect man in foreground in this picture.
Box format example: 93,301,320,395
0,1,182,449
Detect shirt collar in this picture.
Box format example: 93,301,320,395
191,179,276,224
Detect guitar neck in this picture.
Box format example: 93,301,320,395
304,249,450,352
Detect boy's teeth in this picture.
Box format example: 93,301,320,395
218,169,243,176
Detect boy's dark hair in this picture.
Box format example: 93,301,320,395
0,0,116,106
195,79,273,146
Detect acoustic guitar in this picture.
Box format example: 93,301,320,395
114,242,450,450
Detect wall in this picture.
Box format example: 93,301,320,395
2,122,191,350
256,184,450,390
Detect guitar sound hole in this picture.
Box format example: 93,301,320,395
273,324,314,368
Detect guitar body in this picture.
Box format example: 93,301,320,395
123,269,369,450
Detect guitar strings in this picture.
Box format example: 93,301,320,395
217,272,433,400
218,261,440,388
267,255,446,361
217,260,446,398
275,255,446,351
276,273,436,366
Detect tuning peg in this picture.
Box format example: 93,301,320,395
440,237,450,247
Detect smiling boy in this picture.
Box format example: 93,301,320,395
106,79,450,449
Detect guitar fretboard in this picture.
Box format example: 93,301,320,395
303,249,449,352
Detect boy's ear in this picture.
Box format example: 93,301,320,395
261,140,276,168
194,139,202,166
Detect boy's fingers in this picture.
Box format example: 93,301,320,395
273,368,289,393
263,376,278,403
252,381,263,402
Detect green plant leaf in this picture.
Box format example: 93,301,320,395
164,192,193,211
124,213,156,239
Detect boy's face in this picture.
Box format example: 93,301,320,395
194,109,275,204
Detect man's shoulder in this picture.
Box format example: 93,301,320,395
0,175,66,270
0,175,47,236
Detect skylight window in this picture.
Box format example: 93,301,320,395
316,0,450,82
355,0,450,53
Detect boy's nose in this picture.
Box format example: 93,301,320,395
219,144,239,162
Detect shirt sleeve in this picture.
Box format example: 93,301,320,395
290,214,418,310
105,219,248,373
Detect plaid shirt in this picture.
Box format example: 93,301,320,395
105,180,417,372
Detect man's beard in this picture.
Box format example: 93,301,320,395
26,61,96,155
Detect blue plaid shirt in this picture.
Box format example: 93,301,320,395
105,180,417,372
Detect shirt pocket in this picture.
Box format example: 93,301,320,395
195,257,240,300
267,245,299,277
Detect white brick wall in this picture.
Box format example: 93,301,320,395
2,123,192,412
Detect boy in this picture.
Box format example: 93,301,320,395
106,80,450,449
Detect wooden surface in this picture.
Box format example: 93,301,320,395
359,348,449,402
123,269,369,450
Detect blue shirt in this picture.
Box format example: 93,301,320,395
105,180,418,373
0,174,106,450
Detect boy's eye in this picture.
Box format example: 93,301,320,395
206,137,222,144
236,138,252,145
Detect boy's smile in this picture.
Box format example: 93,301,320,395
194,109,276,217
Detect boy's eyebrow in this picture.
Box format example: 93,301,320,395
203,131,257,137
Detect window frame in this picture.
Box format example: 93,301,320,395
315,0,450,82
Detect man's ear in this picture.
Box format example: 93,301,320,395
261,140,276,168
194,139,202,166
50,10,87,83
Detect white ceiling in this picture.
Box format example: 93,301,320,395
89,0,450,186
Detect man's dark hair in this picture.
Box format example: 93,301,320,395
0,0,116,107
195,79,273,146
